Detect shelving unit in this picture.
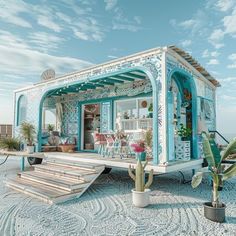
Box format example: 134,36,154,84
83,104,100,150
120,118,153,131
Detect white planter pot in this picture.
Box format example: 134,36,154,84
26,146,34,154
131,189,151,208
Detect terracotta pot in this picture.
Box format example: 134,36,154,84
59,144,75,153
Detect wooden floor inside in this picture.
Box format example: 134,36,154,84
44,152,204,174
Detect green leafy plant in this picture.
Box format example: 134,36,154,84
20,122,36,146
128,160,153,192
192,132,236,208
177,123,192,140
0,137,20,151
148,103,153,112
47,124,55,133
144,129,152,149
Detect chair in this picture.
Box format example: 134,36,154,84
93,132,107,156
104,134,117,158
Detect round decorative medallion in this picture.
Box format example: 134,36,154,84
141,100,147,108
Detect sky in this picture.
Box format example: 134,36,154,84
0,0,236,135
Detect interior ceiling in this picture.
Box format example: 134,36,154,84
49,70,147,97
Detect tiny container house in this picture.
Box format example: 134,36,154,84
13,46,220,173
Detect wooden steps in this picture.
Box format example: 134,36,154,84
5,159,105,204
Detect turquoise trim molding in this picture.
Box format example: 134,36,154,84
167,67,198,160
16,95,26,126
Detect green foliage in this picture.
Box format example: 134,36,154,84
144,129,152,148
20,122,36,146
148,103,153,112
47,124,55,132
221,138,236,161
128,160,153,192
177,124,192,139
191,172,203,188
0,137,20,151
191,133,236,207
201,132,215,168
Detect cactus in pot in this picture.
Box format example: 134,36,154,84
128,160,154,207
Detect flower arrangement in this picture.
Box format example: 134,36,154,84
131,140,145,153
131,140,146,161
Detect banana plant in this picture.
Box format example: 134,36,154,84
192,132,236,208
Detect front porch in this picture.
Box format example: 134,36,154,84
44,152,203,174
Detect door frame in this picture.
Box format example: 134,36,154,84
78,99,113,152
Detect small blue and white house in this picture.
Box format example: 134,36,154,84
13,45,220,173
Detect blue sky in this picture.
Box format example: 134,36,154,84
0,0,236,134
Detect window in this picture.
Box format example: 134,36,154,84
17,95,27,126
115,97,153,131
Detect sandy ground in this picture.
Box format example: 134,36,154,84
0,156,236,236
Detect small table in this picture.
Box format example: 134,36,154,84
0,150,45,171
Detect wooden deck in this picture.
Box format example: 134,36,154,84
44,152,204,174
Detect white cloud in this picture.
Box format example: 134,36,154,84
28,32,65,52
72,18,105,41
104,0,118,11
112,23,141,32
0,31,92,77
211,51,221,57
179,19,197,29
208,29,225,48
37,15,62,32
202,49,209,58
228,64,236,68
228,53,236,67
223,8,236,35
207,59,220,65
0,0,32,28
215,0,235,12
175,10,209,36
180,40,192,47
202,49,221,58
228,53,236,60
107,55,118,59
221,77,236,82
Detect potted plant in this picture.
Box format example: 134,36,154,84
191,132,236,222
131,140,146,161
0,137,20,151
148,103,153,118
47,124,55,134
20,122,36,154
177,123,192,141
128,160,154,207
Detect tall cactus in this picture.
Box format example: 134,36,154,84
128,160,154,192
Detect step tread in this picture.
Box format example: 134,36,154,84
5,178,82,199
34,163,97,176
20,171,87,191
46,158,104,169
